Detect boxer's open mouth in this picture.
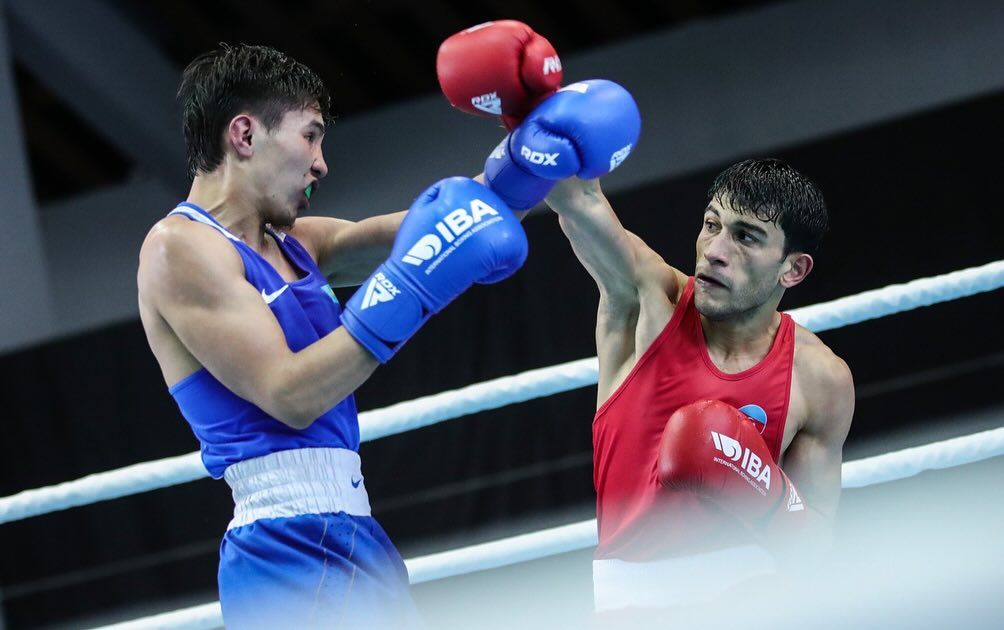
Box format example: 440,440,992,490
696,273,728,289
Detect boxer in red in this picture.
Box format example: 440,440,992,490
438,21,854,612
554,163,854,611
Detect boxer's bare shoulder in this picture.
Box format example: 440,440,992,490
763,323,854,529
138,216,245,385
794,325,853,412
783,323,855,463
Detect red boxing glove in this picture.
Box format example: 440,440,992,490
437,20,563,129
657,400,806,538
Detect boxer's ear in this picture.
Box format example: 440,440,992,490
780,252,813,288
227,114,255,159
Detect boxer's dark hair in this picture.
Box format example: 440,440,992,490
178,43,332,179
708,158,828,256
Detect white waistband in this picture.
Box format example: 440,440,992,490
593,545,777,612
223,448,371,530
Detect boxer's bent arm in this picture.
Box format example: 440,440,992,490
782,351,855,536
293,174,529,289
293,212,406,288
139,222,379,429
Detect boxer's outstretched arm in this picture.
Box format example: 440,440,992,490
139,220,380,429
546,178,650,309
782,346,855,540
546,178,686,400
472,172,532,221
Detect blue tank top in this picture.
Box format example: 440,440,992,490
166,202,360,479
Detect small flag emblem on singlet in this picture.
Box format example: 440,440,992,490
739,404,768,434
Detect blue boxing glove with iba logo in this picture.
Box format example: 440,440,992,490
341,177,528,362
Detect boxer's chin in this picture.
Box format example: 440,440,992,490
694,293,733,321
268,205,297,231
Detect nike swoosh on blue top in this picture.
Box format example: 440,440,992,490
261,285,289,304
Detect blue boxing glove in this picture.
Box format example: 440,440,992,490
485,79,641,209
341,177,528,362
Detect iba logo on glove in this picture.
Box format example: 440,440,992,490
401,199,502,271
710,430,772,490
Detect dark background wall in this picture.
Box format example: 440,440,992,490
2,85,1002,627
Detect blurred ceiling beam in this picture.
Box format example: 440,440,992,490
6,0,188,191
40,174,178,337
0,0,54,353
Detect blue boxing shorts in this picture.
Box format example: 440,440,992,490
218,448,421,629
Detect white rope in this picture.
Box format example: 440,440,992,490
1,259,1001,525
90,424,1004,629
0,453,207,525
92,602,221,630
787,259,1004,332
406,519,598,584
359,357,599,441
841,426,1004,488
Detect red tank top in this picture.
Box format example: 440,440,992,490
593,277,794,559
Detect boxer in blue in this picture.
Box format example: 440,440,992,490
136,44,527,628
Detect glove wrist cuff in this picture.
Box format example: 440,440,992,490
341,263,429,363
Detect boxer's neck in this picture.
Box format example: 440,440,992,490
187,170,271,253
701,307,782,366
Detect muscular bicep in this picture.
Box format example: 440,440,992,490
140,226,295,414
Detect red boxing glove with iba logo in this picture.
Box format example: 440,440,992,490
657,399,807,543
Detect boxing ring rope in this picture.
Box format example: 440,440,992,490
1,259,1001,525
91,425,1004,630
